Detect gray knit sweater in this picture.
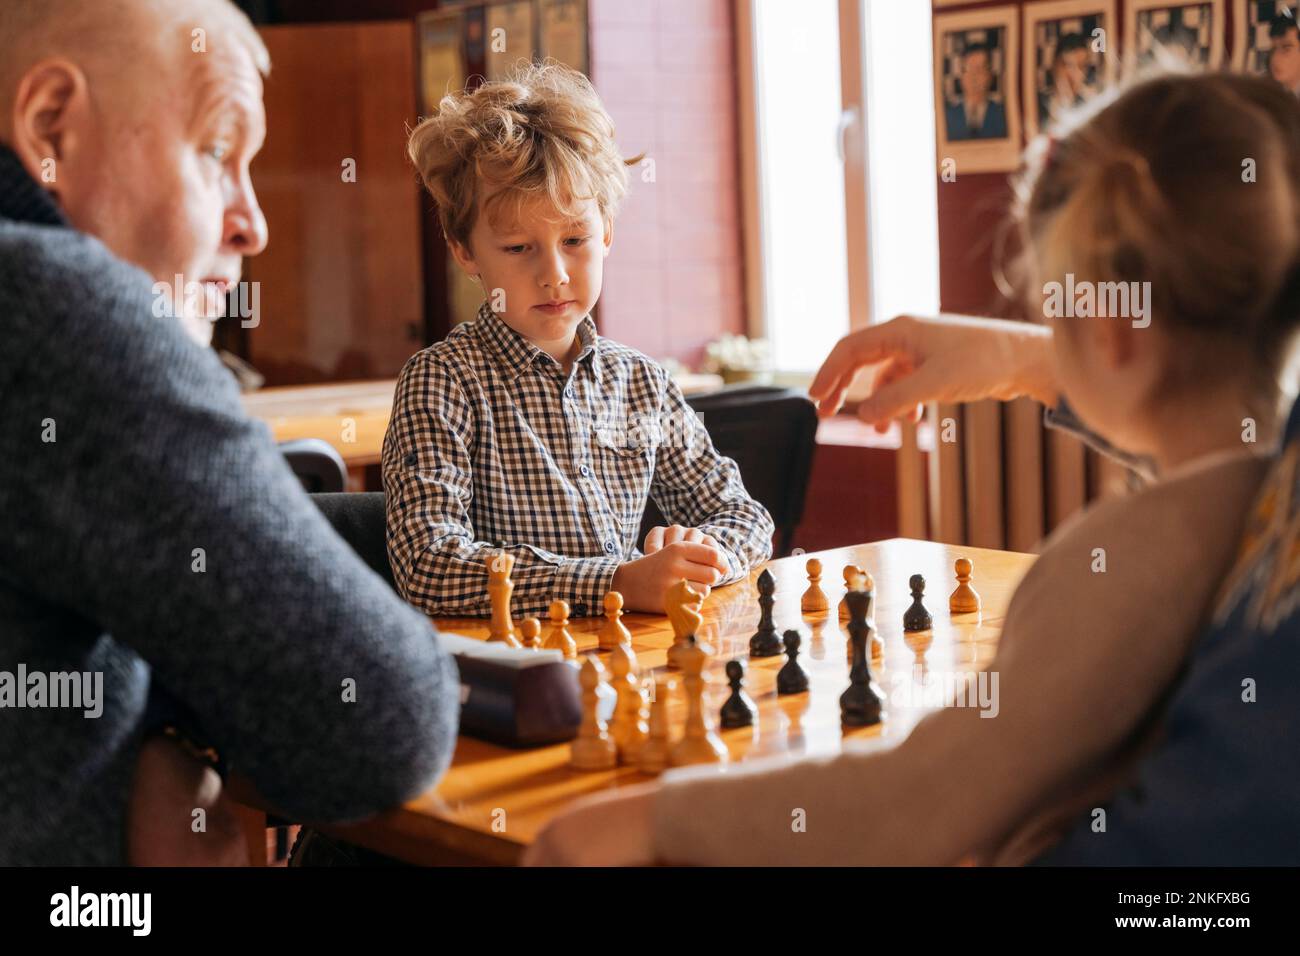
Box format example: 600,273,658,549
0,147,460,864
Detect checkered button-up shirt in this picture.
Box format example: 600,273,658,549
382,303,775,618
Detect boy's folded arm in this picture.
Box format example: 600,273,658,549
383,356,621,617
387,512,623,618
650,379,775,582
651,451,1268,865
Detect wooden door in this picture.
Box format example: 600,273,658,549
242,21,425,385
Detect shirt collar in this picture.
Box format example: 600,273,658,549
0,143,69,228
472,300,601,382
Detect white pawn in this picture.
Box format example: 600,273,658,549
571,656,617,770
669,637,727,767
638,676,674,775
608,642,648,763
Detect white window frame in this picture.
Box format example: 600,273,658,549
737,0,941,384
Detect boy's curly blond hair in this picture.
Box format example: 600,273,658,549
408,62,637,248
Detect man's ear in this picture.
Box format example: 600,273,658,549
602,217,614,257
446,235,480,278
9,58,92,196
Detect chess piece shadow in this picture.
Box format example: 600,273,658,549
777,695,808,757
807,616,827,661
905,628,932,681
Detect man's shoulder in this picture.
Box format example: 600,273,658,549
0,220,148,308
0,220,162,361
0,220,236,411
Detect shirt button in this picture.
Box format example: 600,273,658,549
565,386,575,399
579,464,591,477
603,540,617,555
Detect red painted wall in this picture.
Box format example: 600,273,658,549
589,0,747,367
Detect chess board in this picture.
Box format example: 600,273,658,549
324,538,1036,864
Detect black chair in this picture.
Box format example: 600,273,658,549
637,385,818,557
280,438,348,494
310,491,394,588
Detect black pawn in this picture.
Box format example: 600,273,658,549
847,588,876,661
840,589,883,727
776,629,809,695
719,659,755,728
902,573,932,632
748,568,781,657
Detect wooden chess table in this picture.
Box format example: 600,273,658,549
320,538,1036,864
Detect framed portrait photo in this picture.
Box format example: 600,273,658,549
1123,0,1226,78
538,0,589,74
933,5,1022,175
486,0,537,80
417,10,466,115
1022,1,1118,140
1233,0,1300,94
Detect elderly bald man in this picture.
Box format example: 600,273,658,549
0,0,459,865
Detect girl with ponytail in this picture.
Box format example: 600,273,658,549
526,71,1300,866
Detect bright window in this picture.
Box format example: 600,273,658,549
747,0,940,373
750,0,849,374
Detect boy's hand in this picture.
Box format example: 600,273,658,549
612,539,729,612
643,524,721,555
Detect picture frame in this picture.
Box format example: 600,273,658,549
1233,0,1299,83
933,5,1023,175
1022,0,1119,140
416,10,466,115
537,0,589,74
1122,0,1226,78
486,0,538,79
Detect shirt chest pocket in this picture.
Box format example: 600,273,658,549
591,431,659,529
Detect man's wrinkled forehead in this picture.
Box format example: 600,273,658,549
0,0,268,124
180,40,266,144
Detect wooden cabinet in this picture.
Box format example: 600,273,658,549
237,21,426,386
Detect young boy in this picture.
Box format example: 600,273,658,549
383,64,774,617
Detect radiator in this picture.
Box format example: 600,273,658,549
895,399,1126,552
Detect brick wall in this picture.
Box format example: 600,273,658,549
589,0,747,368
